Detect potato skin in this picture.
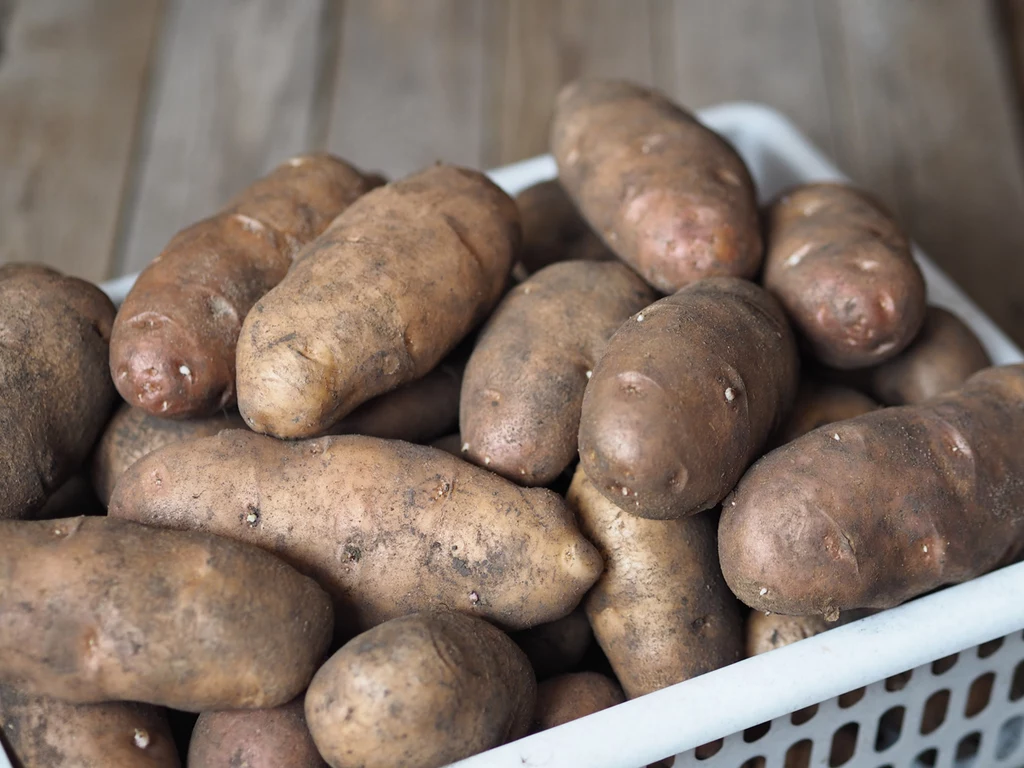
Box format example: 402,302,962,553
763,183,926,369
719,364,1024,618
745,609,871,656
91,404,246,505
110,154,378,419
305,611,535,768
510,607,592,680
0,265,116,520
108,431,602,633
533,672,624,732
0,685,180,768
579,277,799,519
188,698,325,768
551,79,761,292
0,516,333,710
516,179,614,274
236,165,520,439
568,466,743,698
773,381,878,446
867,306,991,405
461,261,656,485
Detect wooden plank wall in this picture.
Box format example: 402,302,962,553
1,0,1024,342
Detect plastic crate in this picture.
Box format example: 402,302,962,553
8,103,1019,768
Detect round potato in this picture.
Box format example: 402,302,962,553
236,165,519,439
92,404,246,504
533,672,624,732
568,466,743,698
510,607,593,680
0,265,116,519
0,685,179,768
763,183,926,369
579,277,799,519
515,179,614,274
867,305,991,405
551,79,761,292
773,381,878,446
719,364,1024,618
0,516,333,711
305,611,535,768
188,698,325,768
108,432,602,633
461,260,656,485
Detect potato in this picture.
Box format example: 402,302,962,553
719,364,1024,619
305,611,535,768
510,607,593,680
516,179,614,274
551,79,761,292
0,516,333,710
532,672,624,732
108,431,602,633
461,260,656,485
745,609,871,657
236,165,519,439
91,404,246,505
763,183,927,369
773,381,878,446
866,306,992,405
568,466,743,698
188,698,325,768
329,355,463,443
0,684,179,767
0,265,116,519
579,277,799,519
111,156,379,419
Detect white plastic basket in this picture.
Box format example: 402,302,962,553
7,103,1019,768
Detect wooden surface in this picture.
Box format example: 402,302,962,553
2,0,1024,343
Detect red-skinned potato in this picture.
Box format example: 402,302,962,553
763,183,926,369
551,79,761,292
188,698,325,768
305,611,535,768
0,516,333,711
236,165,519,439
461,260,657,485
0,685,180,768
516,179,614,274
532,672,624,732
108,432,602,634
720,364,1024,619
0,265,116,520
579,277,799,519
110,155,380,418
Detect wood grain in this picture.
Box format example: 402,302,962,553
486,0,658,166
325,0,489,179
117,0,327,274
0,0,161,282
817,0,1024,344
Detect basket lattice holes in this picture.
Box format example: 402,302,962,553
670,631,1024,767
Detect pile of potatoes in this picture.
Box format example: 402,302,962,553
1,78,1021,768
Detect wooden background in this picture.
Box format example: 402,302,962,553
3,0,1024,344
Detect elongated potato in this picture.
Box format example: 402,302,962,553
0,516,333,710
516,179,614,274
867,306,991,405
551,79,761,292
763,183,927,369
110,155,379,418
719,364,1024,618
532,672,624,732
0,685,179,768
461,261,657,485
0,265,116,519
91,404,246,504
236,165,519,439
108,432,602,633
188,699,325,768
579,277,799,519
510,607,593,680
568,466,743,698
305,611,535,768
773,381,878,446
